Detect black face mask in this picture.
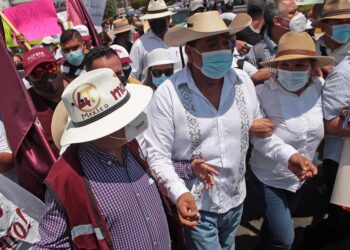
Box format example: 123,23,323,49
149,18,168,35
118,75,127,86
16,63,23,70
31,73,62,95
123,66,132,80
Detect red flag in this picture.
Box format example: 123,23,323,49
66,0,101,46
0,33,56,200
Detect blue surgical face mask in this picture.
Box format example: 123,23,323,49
277,69,309,92
65,49,84,66
331,24,350,44
152,74,168,87
192,48,233,79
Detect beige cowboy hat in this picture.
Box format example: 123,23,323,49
140,0,174,20
164,11,251,47
108,18,134,36
313,0,350,27
52,68,152,146
260,31,334,68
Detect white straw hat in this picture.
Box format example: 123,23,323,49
164,11,251,47
140,0,174,20
58,68,152,145
144,48,178,73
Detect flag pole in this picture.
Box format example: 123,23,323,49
0,11,31,50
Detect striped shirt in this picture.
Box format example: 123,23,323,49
245,29,278,69
322,58,350,162
33,143,171,250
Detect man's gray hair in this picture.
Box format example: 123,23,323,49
264,0,292,30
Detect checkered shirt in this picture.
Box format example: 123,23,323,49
245,29,278,68
33,143,171,250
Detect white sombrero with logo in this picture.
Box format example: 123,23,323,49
164,11,251,47
140,0,174,20
57,68,152,146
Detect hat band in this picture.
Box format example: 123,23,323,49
72,92,130,128
321,9,350,18
147,8,169,14
277,49,316,58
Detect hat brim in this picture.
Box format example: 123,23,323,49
313,13,350,27
142,58,178,75
24,57,56,75
51,101,68,150
260,54,334,68
120,57,132,63
108,26,134,35
140,11,174,20
164,26,245,47
59,84,153,146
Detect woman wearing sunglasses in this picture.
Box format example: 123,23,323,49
142,48,178,89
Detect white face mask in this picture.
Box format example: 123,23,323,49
289,13,307,32
280,12,307,32
277,69,309,92
108,112,148,142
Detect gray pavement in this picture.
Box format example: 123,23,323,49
235,172,350,250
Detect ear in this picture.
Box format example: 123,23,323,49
273,16,282,27
185,45,194,63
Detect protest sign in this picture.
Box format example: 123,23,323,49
3,0,61,41
82,0,107,27
295,0,324,5
331,138,350,208
0,175,45,249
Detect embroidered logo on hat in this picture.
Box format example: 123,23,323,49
59,68,153,145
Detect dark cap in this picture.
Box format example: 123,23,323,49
23,47,56,75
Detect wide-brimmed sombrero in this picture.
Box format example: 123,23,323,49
164,11,251,47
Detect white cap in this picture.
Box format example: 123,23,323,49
220,12,237,22
110,44,132,63
190,0,204,11
74,25,90,40
41,36,56,45
144,48,177,74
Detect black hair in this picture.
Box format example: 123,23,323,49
60,29,83,45
85,46,119,71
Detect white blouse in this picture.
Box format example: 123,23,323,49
250,77,325,192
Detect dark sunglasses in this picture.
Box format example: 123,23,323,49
30,62,58,79
61,43,82,54
151,68,174,78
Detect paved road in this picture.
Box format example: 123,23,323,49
235,170,350,250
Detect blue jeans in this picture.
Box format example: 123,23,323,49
184,203,243,250
250,173,304,250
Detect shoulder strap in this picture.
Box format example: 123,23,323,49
179,47,185,68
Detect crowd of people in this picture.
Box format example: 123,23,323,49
1,0,350,249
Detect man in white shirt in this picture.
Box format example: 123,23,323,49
129,0,183,81
144,11,312,249
313,0,350,72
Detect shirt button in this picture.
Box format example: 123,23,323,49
136,192,140,197
107,161,112,165
146,216,150,221
153,241,157,246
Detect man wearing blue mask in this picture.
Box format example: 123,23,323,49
144,11,309,249
314,0,350,67
59,29,89,81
